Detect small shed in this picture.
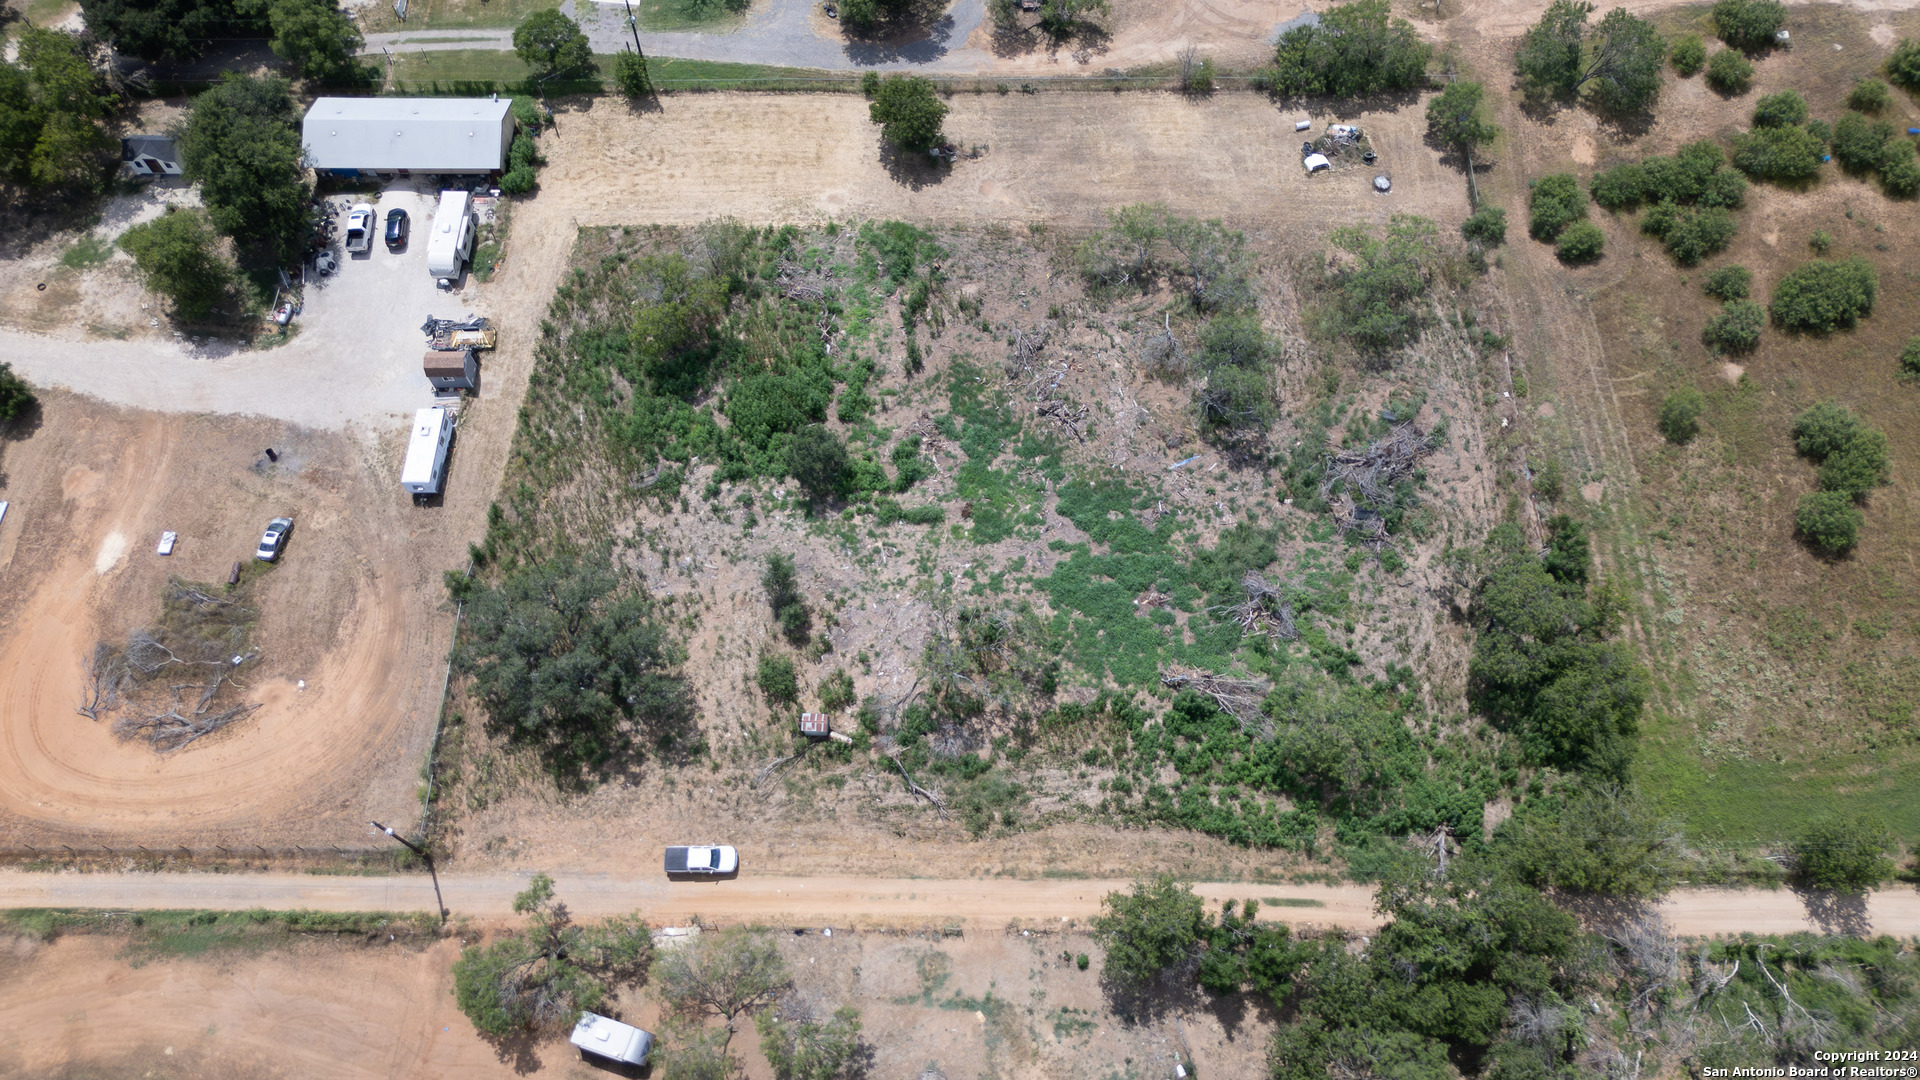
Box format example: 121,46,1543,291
121,135,181,178
1303,153,1332,174
799,712,831,738
423,348,477,391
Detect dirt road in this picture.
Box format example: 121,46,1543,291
1,871,1911,937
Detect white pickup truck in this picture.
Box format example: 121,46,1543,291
343,203,375,254
664,845,737,875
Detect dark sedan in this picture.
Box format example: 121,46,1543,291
384,208,409,250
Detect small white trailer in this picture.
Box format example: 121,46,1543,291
426,190,475,287
400,407,454,496
570,1013,654,1066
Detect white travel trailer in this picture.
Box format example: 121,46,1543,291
426,190,476,286
400,407,454,496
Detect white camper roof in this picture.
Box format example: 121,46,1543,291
1303,153,1332,173
400,407,449,486
570,1013,653,1065
303,98,512,173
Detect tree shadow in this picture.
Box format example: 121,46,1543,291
480,1029,545,1075
986,9,1111,61
1791,885,1873,936
841,0,966,66
880,142,952,191
1551,890,1658,938
1099,964,1206,1026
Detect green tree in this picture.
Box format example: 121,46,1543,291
1669,33,1706,75
1196,366,1275,434
655,1026,734,1080
1091,875,1209,986
1889,38,1920,92
1658,386,1705,442
1527,173,1587,241
176,74,312,264
1817,427,1891,496
1516,2,1666,114
655,926,790,1040
1795,490,1863,553
1791,399,1864,459
1268,0,1433,98
1712,0,1786,52
7,29,115,191
1702,299,1764,353
1705,47,1753,93
1750,88,1807,127
1555,220,1605,262
1831,111,1893,173
614,50,652,97
788,423,850,501
1731,123,1824,182
0,362,35,422
513,9,595,81
1425,80,1499,155
867,74,947,153
1900,336,1920,377
118,207,236,321
1769,257,1878,332
1324,214,1441,353
1034,0,1109,39
838,0,910,29
1794,814,1895,891
1197,899,1305,999
453,556,692,777
756,1004,862,1080
762,553,811,644
80,0,270,60
1589,162,1646,210
268,0,364,82
451,873,654,1036
1495,783,1680,897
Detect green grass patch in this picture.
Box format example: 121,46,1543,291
59,234,113,269
388,50,838,95
0,908,438,964
638,0,750,33
1259,896,1328,908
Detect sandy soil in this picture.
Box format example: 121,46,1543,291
530,90,1457,229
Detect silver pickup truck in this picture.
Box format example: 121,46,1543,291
664,845,737,875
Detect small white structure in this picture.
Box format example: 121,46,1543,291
569,1013,654,1066
1373,175,1392,192
1303,153,1332,174
121,135,181,178
1294,119,1312,131
400,407,454,496
302,97,514,176
426,190,476,286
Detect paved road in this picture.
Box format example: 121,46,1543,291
365,0,995,72
3,871,1915,937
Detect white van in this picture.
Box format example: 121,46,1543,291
425,190,475,286
400,407,454,496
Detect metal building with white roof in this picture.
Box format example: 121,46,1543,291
302,97,515,176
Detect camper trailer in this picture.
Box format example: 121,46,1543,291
400,407,454,496
425,190,476,286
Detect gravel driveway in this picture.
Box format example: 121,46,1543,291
0,184,483,431
365,0,995,72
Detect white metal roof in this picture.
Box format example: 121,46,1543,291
303,97,512,172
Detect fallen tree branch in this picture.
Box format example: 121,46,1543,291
891,754,948,820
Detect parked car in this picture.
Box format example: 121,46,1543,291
384,208,409,250
665,845,737,875
255,517,293,561
570,1013,653,1066
344,203,375,253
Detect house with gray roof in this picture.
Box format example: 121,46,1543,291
301,97,515,176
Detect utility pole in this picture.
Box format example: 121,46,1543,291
620,0,646,59
371,820,449,925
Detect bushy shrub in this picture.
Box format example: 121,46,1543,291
1886,38,1920,91
1555,220,1605,262
613,50,651,97
1770,257,1877,331
1706,48,1753,93
1732,124,1824,181
757,653,798,704
1589,162,1647,210
1712,0,1786,51
1901,336,1920,377
1461,204,1507,245
1750,89,1807,128
1642,203,1736,264
1849,77,1892,112
0,362,34,422
1791,400,1863,459
1645,141,1726,201
1670,33,1706,75
1700,168,1749,207
499,166,536,194
788,424,850,501
860,70,880,96
1818,427,1891,495
1702,264,1752,300
1795,490,1862,552
1528,173,1587,241
1658,386,1705,443
1701,299,1764,353
1831,111,1893,172
1879,140,1920,197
